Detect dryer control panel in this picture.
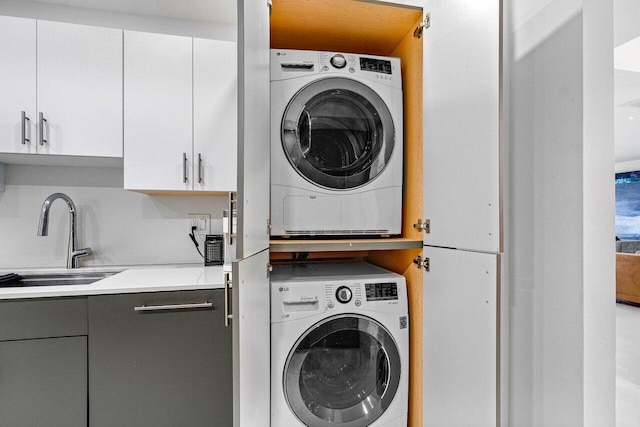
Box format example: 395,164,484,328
270,49,402,89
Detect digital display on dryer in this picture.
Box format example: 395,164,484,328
365,282,398,301
360,58,392,74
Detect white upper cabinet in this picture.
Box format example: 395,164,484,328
422,0,502,253
0,17,121,158
123,31,193,192
37,21,123,158
0,16,36,154
232,2,271,427
124,32,237,193
235,0,271,259
193,38,237,192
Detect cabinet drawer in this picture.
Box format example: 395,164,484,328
0,297,88,341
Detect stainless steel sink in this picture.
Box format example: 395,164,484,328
17,271,119,287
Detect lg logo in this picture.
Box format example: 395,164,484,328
278,287,290,292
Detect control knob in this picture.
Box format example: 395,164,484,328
335,286,353,304
330,54,347,69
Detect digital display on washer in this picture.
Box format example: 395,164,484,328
365,282,398,301
360,57,392,74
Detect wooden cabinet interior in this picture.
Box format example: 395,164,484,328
269,1,424,426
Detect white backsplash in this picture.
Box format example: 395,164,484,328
0,164,228,269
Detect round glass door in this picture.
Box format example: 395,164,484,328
281,77,395,190
283,314,401,427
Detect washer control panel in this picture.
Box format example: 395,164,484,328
324,280,400,311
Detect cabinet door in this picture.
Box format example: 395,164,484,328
236,0,271,259
423,247,499,427
232,249,270,427
124,31,193,191
0,336,87,427
37,20,122,157
422,0,501,253
194,38,237,192
88,290,232,427
0,16,36,154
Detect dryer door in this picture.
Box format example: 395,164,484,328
281,77,395,190
283,314,401,427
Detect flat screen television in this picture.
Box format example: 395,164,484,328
616,170,640,239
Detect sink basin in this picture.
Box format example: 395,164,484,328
12,271,119,287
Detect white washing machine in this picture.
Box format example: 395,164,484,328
271,49,404,237
271,262,409,427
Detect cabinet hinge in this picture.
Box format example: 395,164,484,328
267,0,273,15
267,263,273,278
413,219,430,234
413,255,430,272
267,218,272,235
414,12,431,38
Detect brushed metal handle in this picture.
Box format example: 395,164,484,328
134,302,213,312
224,272,232,327
39,112,47,145
183,152,188,183
21,111,30,144
228,192,237,245
198,153,203,183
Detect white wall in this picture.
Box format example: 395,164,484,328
508,0,615,425
0,0,236,40
0,164,228,269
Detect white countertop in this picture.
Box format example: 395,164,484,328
0,264,227,300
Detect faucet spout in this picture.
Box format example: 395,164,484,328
37,193,92,269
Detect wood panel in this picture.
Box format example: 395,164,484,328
270,0,422,56
368,247,423,427
270,238,422,253
617,253,640,304
270,251,368,261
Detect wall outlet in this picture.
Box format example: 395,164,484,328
188,213,211,236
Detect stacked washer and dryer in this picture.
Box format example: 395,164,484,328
270,49,408,427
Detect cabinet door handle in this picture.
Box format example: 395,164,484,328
134,302,213,312
21,111,30,144
38,112,47,145
228,192,237,245
224,272,232,326
183,152,188,183
198,153,203,183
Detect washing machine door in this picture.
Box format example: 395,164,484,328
284,314,401,427
281,77,395,190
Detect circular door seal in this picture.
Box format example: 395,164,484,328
281,77,395,190
283,314,401,427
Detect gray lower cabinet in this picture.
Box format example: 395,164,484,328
88,290,232,427
0,297,88,427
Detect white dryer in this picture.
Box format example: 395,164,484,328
271,262,409,427
270,49,404,237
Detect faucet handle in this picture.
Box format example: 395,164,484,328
70,248,92,268
72,247,92,258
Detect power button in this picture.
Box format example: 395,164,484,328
335,286,353,304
